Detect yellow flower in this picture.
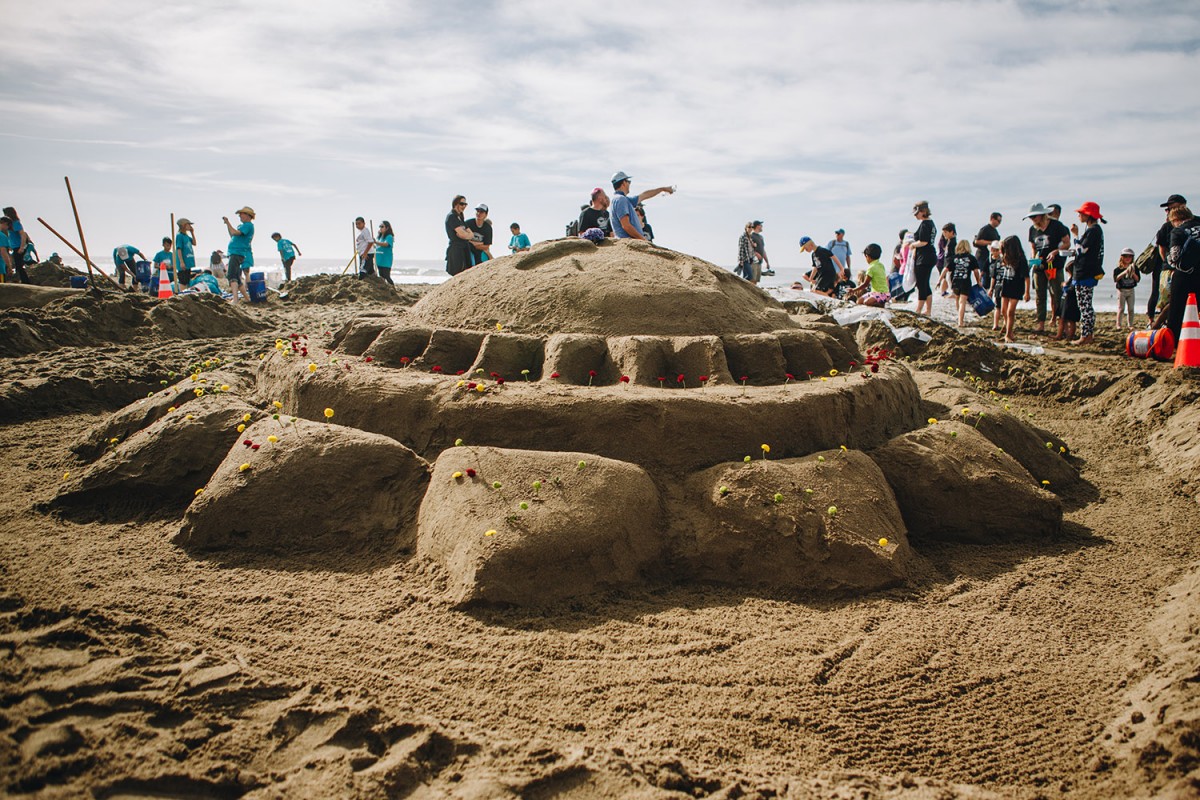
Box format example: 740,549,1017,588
476,383,486,393
242,413,252,422
827,505,838,516
820,376,828,382
839,445,847,451
961,408,970,415
62,471,70,480
760,444,770,454
484,529,497,536
267,435,278,443
452,471,463,479
1041,480,1050,486
185,414,194,420
195,488,204,495
308,363,318,373
238,463,251,472
927,417,938,425
272,400,282,409
167,406,176,413
457,380,466,387
323,408,335,419
237,423,245,433
878,538,888,547
495,322,504,331
829,369,839,377
109,437,119,444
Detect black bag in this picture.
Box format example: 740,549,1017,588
565,219,580,238
1135,243,1162,275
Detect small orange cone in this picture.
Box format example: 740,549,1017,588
157,263,174,299
1175,292,1200,368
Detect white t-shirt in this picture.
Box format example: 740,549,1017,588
355,227,373,256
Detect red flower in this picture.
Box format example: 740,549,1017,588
432,366,443,373
806,371,813,377
496,377,505,384
243,439,252,446
550,372,560,379
324,349,331,355
740,375,748,382
490,371,500,379
364,356,373,363
301,347,308,356
871,364,879,373
290,333,299,339
849,361,857,367
468,382,477,389
465,468,476,477
400,356,410,364
786,373,795,381
699,375,709,382
620,375,630,383
589,370,597,377
657,376,666,382
455,370,465,375
677,374,685,383
251,443,260,450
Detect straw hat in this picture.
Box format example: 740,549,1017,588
236,206,256,218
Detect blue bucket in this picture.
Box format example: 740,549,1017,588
969,285,995,316
888,272,905,299
248,271,267,303
69,275,88,289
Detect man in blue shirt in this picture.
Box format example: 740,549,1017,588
223,206,255,304
175,218,196,285
827,229,851,279
271,232,302,281
609,171,674,240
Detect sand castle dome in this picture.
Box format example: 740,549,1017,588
408,238,796,337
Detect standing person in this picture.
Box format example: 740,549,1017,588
578,188,612,237
936,223,957,286
465,204,493,265
938,240,982,328
2,207,34,283
987,242,1005,331
271,232,301,282
111,244,145,287
973,212,1002,289
910,201,937,316
373,221,395,286
1151,194,1186,326
444,195,474,276
737,222,756,281
174,218,196,286
509,223,531,253
223,206,255,305
826,229,851,279
609,171,674,240
751,221,770,276
998,235,1031,342
892,229,908,272
1024,203,1071,333
0,217,15,283
152,237,174,292
354,217,375,277
799,236,838,296
1069,201,1106,346
1113,247,1139,330
1164,206,1200,343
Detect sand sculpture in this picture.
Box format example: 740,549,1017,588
55,239,1074,605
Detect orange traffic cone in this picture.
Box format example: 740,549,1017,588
1175,292,1200,368
157,263,174,299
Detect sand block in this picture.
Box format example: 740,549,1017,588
776,329,835,376
721,334,788,385
606,335,672,386
870,421,1062,543
417,446,664,606
853,319,900,353
72,370,245,461
0,283,80,309
671,336,730,387
361,324,433,367
468,332,545,382
542,333,611,385
332,314,393,356
417,328,486,374
176,418,429,553
911,369,1078,489
53,394,265,514
675,451,912,592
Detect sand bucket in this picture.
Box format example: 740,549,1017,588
969,285,995,317
248,270,267,303
1126,328,1175,361
69,275,88,289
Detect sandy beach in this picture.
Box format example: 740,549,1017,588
2,242,1198,800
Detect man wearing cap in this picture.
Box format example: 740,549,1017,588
609,171,674,241
973,212,1002,290
271,232,302,282
174,218,196,286
466,204,493,265
1025,203,1071,333
827,229,851,279
111,243,145,287
579,189,613,238
1151,194,1187,325
223,206,255,304
800,236,838,296
751,221,771,277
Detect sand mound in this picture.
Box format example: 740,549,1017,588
0,290,264,357
417,446,664,606
283,273,425,305
675,450,912,592
51,394,265,518
871,421,1062,543
176,418,429,556
409,238,794,336
0,283,81,310
25,259,88,287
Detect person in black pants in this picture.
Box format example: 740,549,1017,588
1151,194,1186,326
910,200,937,316
1165,206,1200,343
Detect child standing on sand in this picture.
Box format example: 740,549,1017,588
988,242,1004,331
939,240,981,328
998,236,1031,342
1113,247,1139,330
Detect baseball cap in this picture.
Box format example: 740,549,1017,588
177,218,192,226
1120,247,1136,256
752,220,763,226
834,228,845,234
1161,194,1187,207
475,204,488,213
799,236,813,246
611,171,632,186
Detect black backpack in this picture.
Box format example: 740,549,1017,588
565,219,580,238
1135,243,1162,275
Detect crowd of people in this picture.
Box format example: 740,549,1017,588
771,193,1198,347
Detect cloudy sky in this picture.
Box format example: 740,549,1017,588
5,0,1198,270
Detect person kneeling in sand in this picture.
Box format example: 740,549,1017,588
799,236,838,296
847,243,891,307
188,267,221,294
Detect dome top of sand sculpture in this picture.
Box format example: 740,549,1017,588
409,238,797,337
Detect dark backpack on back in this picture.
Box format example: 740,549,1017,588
1135,243,1163,275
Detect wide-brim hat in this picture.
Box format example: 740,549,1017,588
611,171,632,187
1075,201,1105,222
236,206,256,218
1120,247,1136,256
1023,203,1049,219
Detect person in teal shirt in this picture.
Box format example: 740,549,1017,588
373,221,395,286
175,218,196,284
111,244,145,287
509,222,531,253
152,237,175,285
222,206,254,304
270,232,301,282
188,269,221,294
